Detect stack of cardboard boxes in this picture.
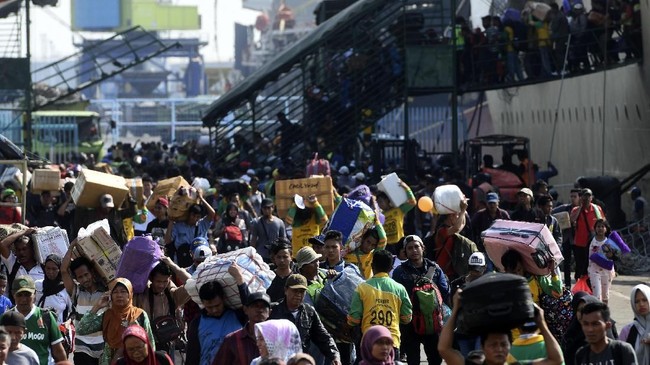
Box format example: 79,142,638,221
77,226,122,283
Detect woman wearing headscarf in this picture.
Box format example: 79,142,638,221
562,291,618,365
35,254,72,324
115,325,173,365
359,325,396,365
620,284,650,365
251,319,303,365
76,278,154,365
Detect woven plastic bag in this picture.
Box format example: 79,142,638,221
185,247,275,309
116,235,163,294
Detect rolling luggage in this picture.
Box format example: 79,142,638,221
457,272,534,335
482,220,563,276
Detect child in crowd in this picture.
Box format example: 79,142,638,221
588,219,616,304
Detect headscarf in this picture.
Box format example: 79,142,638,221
254,319,302,362
630,284,650,365
563,292,600,365
223,202,241,225
360,325,395,365
41,254,65,298
120,325,160,365
103,278,144,349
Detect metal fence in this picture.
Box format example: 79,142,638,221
90,98,215,145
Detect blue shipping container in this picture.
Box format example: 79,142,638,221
73,0,121,31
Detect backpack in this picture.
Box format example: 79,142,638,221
220,221,244,252
451,234,478,278
410,269,445,335
38,308,75,356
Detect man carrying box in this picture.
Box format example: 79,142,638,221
165,192,216,267
0,229,44,302
74,193,137,248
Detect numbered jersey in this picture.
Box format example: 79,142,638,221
347,273,412,347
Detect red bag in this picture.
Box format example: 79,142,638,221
306,153,331,176
572,275,592,295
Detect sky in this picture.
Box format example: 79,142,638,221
28,0,259,63
25,0,491,63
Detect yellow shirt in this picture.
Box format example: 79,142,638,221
344,250,374,279
384,208,406,245
291,219,322,257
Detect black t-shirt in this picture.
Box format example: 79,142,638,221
266,273,290,303
147,218,169,242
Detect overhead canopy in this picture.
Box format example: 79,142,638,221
201,0,391,126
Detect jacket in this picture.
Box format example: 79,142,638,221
392,258,450,303
269,300,340,361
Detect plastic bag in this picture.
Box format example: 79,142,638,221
571,275,592,295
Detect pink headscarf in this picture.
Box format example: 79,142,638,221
360,325,395,365
121,325,157,365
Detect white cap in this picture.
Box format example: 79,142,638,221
468,252,486,266
354,172,365,181
193,246,212,261
246,169,256,176
339,166,350,175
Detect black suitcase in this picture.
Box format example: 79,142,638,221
457,272,534,335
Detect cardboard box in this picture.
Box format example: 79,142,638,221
168,191,199,221
32,169,61,192
275,176,334,218
126,178,144,208
32,227,69,264
77,226,122,283
71,169,128,209
147,176,189,211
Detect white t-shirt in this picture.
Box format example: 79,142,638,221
1,253,44,282
34,282,72,324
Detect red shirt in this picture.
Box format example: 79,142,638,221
571,204,605,247
0,206,21,224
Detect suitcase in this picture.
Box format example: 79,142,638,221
457,272,534,335
482,220,563,276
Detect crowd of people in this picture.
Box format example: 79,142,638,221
452,0,643,87
0,139,646,365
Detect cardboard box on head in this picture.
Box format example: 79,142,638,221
71,169,128,209
146,176,190,212
32,169,61,192
275,176,334,218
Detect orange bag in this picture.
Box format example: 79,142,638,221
571,275,593,295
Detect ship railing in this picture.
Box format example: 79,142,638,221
455,25,643,92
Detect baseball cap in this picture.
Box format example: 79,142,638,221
193,246,212,261
308,235,325,247
339,166,350,175
295,247,322,268
156,197,169,208
1,189,15,199
517,188,534,198
285,274,309,290
12,275,35,295
354,172,365,181
100,194,114,208
403,235,423,247
468,252,486,267
246,292,271,307
486,192,499,203
261,198,274,208
581,188,593,196
0,311,26,328
246,169,256,176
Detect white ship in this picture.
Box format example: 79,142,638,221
483,32,650,195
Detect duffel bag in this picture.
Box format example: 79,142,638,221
457,272,534,335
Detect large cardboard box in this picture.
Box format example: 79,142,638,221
126,178,144,208
32,169,61,192
32,227,69,264
72,169,128,209
168,189,199,221
77,226,121,283
147,176,189,212
275,176,334,218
